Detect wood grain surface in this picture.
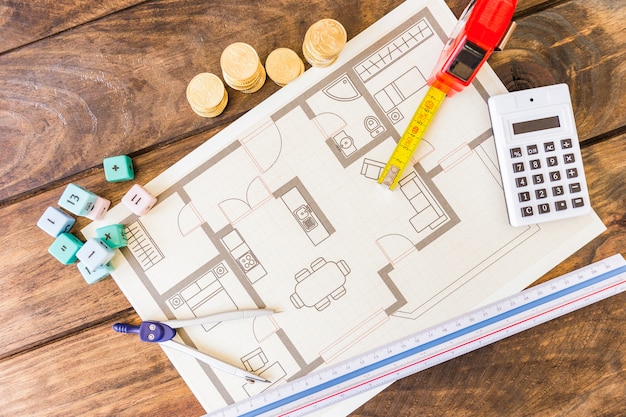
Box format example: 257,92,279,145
1,0,624,416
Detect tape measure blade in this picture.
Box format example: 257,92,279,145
378,86,446,189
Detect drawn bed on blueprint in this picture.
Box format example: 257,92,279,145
83,0,605,413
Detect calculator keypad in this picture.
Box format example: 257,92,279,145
505,138,590,226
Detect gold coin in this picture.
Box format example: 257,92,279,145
190,90,228,117
265,48,304,86
220,42,261,84
305,19,347,57
186,72,227,111
303,42,336,68
186,73,228,117
239,66,267,93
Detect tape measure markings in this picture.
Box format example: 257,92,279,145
378,86,447,190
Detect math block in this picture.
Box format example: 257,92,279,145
103,155,134,182
85,196,111,221
76,238,115,270
37,206,75,237
122,184,157,216
58,183,98,216
77,261,113,284
96,224,128,249
48,233,84,265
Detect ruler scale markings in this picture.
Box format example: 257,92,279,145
205,256,626,417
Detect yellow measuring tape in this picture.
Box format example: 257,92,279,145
378,85,447,189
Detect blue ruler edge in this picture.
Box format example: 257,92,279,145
236,263,626,417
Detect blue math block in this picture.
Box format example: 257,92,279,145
37,206,75,237
58,183,98,216
96,224,128,249
103,155,134,182
77,261,113,284
48,233,84,265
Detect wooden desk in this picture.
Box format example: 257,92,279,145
1,0,624,415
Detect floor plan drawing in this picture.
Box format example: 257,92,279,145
84,0,606,414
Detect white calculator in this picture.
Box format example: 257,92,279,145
488,84,590,227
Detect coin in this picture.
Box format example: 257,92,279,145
265,48,304,86
186,72,228,118
302,19,347,67
221,42,266,92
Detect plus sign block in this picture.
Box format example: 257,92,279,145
48,233,84,265
96,224,128,249
122,184,157,215
58,183,98,216
37,206,76,237
103,155,134,182
77,261,113,284
76,238,115,270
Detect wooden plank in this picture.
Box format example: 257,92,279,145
0,0,144,53
0,310,205,417
490,0,626,140
2,0,623,203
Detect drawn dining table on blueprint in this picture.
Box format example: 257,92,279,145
84,0,605,413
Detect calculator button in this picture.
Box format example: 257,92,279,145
552,185,564,196
544,142,555,152
521,206,534,217
549,171,561,181
518,191,531,202
569,183,581,193
535,189,547,199
561,139,573,149
538,203,550,214
532,174,544,184
529,159,541,170
515,177,528,187
564,153,575,164
527,144,539,155
512,162,525,173
566,168,578,179
572,197,585,208
510,147,523,158
546,156,558,166
555,200,567,211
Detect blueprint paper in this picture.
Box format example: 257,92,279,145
83,0,606,414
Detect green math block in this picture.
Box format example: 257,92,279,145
103,155,134,182
48,233,84,265
96,224,128,249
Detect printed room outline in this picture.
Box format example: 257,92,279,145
115,6,543,405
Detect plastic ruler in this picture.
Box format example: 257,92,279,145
378,85,446,190
205,254,626,417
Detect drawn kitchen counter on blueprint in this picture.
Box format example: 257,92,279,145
84,0,605,413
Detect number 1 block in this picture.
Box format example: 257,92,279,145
37,207,76,237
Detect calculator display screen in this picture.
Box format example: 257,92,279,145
512,116,561,135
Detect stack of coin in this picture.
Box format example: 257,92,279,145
265,48,305,86
302,18,347,68
186,72,228,118
220,42,266,93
